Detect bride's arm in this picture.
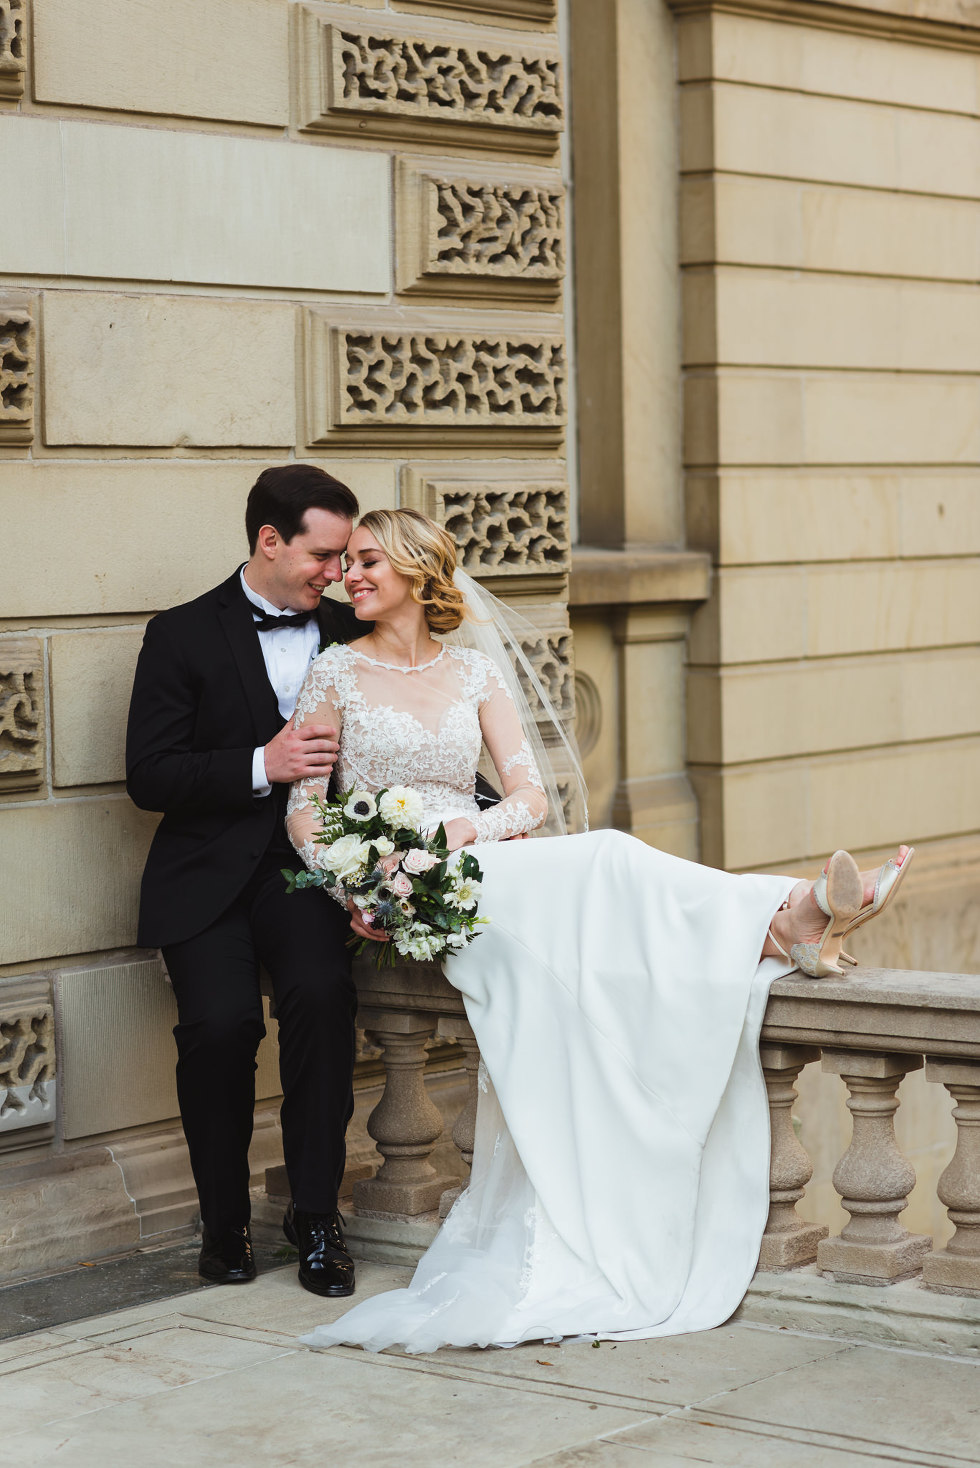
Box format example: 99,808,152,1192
470,668,548,844
285,662,343,878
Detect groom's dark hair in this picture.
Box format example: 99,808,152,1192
245,465,359,552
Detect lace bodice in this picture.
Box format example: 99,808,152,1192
285,642,547,878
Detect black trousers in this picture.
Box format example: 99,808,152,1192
162,844,357,1235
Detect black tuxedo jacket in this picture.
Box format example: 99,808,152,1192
126,570,365,948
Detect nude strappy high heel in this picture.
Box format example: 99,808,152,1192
836,846,916,966
768,849,863,978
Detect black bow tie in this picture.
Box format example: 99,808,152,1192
252,607,316,634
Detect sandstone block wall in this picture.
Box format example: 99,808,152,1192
677,3,980,978
0,0,573,1276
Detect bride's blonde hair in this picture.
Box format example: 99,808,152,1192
357,509,468,634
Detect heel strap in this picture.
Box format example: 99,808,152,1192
811,870,832,919
767,922,791,962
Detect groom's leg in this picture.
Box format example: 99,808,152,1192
163,899,266,1235
250,865,357,1213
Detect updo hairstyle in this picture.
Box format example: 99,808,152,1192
357,508,469,634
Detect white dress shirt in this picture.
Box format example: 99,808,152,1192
240,569,321,797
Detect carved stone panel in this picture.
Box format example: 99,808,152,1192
395,0,557,22
307,317,566,446
397,160,564,303
0,979,57,1146
402,469,569,581
0,637,44,794
0,306,34,443
517,624,574,724
297,9,562,155
0,0,25,101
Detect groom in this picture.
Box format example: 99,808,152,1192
126,464,364,1296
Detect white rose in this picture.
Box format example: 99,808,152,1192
344,791,377,821
403,848,439,876
322,833,372,882
378,786,426,832
372,836,395,858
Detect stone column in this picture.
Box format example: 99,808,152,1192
758,1043,828,1269
610,604,700,856
817,1050,930,1284
922,1058,980,1296
351,1009,454,1218
437,1015,482,1219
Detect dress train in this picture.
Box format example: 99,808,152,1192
301,829,796,1353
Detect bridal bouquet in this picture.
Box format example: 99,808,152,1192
282,785,487,969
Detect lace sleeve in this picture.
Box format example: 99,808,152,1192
285,651,346,902
471,662,548,844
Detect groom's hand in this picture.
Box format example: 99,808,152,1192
263,720,339,784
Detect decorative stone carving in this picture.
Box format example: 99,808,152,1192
0,306,34,442
396,160,564,302
306,318,566,447
555,772,587,833
517,625,574,723
1,981,56,1144
396,0,557,22
0,0,25,101
0,637,44,794
574,671,602,759
297,10,562,155
403,471,569,581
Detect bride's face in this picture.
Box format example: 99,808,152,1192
344,527,416,622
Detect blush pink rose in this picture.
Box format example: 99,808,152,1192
403,849,439,875
390,872,413,897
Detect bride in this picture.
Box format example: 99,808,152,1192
285,508,912,1353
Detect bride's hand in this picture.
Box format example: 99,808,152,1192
347,898,388,943
443,817,478,851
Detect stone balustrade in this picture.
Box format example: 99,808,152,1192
350,960,980,1297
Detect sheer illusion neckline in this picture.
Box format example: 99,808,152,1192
349,643,447,674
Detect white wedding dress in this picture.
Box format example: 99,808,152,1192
286,641,796,1352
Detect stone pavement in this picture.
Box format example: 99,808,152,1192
3,1259,979,1468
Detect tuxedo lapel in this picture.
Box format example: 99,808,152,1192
215,572,282,742
316,596,365,648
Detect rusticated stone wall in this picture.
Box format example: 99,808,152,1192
0,0,571,1276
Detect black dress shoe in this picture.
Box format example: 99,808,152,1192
283,1204,355,1298
198,1224,257,1284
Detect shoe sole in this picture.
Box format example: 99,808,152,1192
297,1274,355,1298
198,1267,258,1284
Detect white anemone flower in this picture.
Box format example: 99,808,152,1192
378,786,426,832
344,791,377,821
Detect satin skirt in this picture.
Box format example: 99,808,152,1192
302,830,796,1353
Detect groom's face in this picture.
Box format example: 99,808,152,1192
264,508,353,611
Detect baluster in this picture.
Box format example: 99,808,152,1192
816,1050,930,1284
758,1044,828,1269
437,1015,481,1218
351,1009,455,1217
922,1059,980,1295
